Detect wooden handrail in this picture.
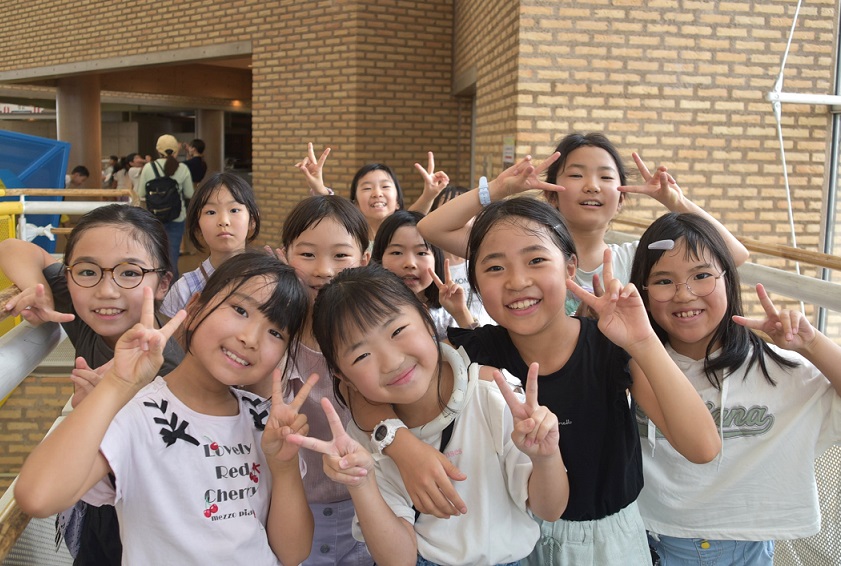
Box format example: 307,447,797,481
0,286,21,323
0,497,30,561
613,215,841,272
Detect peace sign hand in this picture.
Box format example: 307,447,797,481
493,363,560,461
618,152,684,210
733,284,817,352
287,397,374,488
414,151,450,200
491,153,565,200
566,248,655,351
295,142,331,195
3,283,75,326
429,259,471,327
107,287,185,392
261,371,318,467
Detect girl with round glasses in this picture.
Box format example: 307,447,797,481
0,203,184,565
630,212,841,566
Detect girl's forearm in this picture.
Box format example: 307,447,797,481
267,463,313,565
0,239,55,288
669,198,749,266
15,377,134,516
350,481,417,565
628,337,721,463
800,333,841,397
526,452,568,521
417,189,482,258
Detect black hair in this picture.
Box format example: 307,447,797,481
543,132,627,209
64,204,171,274
371,210,444,309
629,212,798,389
312,264,446,424
466,198,577,294
185,172,261,252
349,163,405,211
430,184,470,213
189,139,206,154
281,195,369,254
184,251,309,380
71,165,90,177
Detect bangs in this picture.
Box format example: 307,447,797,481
325,283,405,350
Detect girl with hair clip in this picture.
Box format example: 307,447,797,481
161,172,260,318
15,251,316,566
0,203,184,565
288,263,569,566
383,154,721,565
279,195,374,565
628,212,841,566
419,133,748,315
136,134,195,280
295,143,450,240
372,209,477,340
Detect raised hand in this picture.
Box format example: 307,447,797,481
262,371,318,465
287,397,374,487
262,244,288,264
108,287,185,391
490,153,565,199
70,357,113,408
566,248,655,351
414,151,450,200
294,142,331,195
3,284,75,325
733,284,817,351
429,259,471,328
618,152,683,209
493,363,560,460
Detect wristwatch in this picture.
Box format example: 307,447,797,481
371,419,408,454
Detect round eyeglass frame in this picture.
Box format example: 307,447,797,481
642,271,726,303
65,262,167,289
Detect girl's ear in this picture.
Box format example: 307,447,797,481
565,254,578,279
247,216,257,239
155,272,173,300
543,189,559,208
360,250,371,266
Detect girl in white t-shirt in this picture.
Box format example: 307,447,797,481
15,252,316,565
629,212,841,565
289,263,569,566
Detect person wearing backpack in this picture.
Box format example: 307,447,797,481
136,134,194,279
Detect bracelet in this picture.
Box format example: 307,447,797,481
478,176,491,207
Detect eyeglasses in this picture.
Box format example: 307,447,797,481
643,271,726,302
66,262,167,289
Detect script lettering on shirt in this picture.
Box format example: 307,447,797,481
203,442,253,458
706,401,775,438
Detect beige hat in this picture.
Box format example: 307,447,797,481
156,134,180,156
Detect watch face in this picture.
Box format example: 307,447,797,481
374,425,388,442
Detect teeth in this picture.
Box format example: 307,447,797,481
371,202,386,208
95,308,123,315
675,310,702,318
223,348,250,366
581,200,602,206
508,299,539,310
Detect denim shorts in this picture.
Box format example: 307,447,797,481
648,532,774,566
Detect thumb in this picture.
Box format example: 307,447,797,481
443,459,467,482
75,356,91,371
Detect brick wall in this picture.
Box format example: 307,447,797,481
0,375,73,493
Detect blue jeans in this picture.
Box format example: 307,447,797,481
416,559,518,566
163,220,185,280
649,533,774,566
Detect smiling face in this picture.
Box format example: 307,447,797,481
335,303,440,409
285,217,368,303
186,276,289,387
473,218,574,339
353,169,399,227
66,226,170,347
379,225,435,300
197,186,254,262
644,240,728,360
548,145,623,233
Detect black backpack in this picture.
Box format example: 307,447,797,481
144,161,182,223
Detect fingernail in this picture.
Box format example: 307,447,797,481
339,459,348,469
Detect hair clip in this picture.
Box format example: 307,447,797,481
648,239,675,250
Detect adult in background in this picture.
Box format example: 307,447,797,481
136,134,194,280
184,138,207,187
